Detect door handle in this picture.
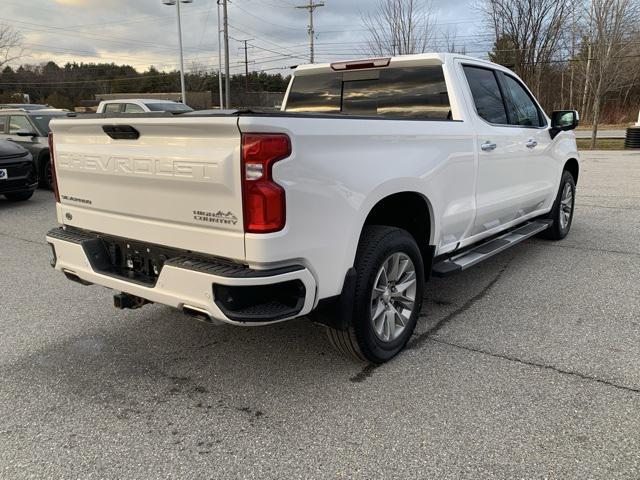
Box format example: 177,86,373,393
526,139,538,149
481,141,497,152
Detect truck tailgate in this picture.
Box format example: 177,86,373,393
50,116,245,260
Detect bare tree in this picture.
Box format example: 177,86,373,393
584,0,640,148
479,0,572,96
0,24,23,68
439,27,467,54
362,0,437,56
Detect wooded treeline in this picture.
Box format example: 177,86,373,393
0,61,290,110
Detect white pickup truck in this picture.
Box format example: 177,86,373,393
96,99,193,115
46,53,580,363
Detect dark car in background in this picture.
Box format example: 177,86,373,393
0,140,37,201
0,109,73,189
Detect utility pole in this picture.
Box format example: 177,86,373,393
222,0,230,109
241,39,253,91
175,0,187,105
296,0,324,63
217,0,224,109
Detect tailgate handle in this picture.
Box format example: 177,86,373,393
102,125,140,140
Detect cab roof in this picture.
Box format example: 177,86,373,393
293,52,501,75
99,99,180,104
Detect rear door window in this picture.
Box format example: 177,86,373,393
9,115,33,134
0,116,7,133
103,103,122,113
286,65,452,120
462,66,508,125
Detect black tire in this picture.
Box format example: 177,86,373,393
326,226,425,364
39,156,52,190
4,190,34,201
541,170,576,240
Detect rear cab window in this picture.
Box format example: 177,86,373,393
285,65,452,120
31,114,58,135
124,103,145,113
146,103,192,113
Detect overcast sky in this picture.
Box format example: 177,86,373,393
2,0,490,74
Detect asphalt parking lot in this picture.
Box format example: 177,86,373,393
1,150,639,479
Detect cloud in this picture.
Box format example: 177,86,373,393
5,0,485,73
53,0,90,5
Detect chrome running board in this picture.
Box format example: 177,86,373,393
432,220,551,277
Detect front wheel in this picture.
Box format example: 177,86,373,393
541,170,576,240
326,226,425,364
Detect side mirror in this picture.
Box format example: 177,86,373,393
15,129,37,137
550,110,579,139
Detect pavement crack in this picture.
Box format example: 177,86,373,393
577,203,640,211
0,232,46,246
430,338,640,395
578,194,640,200
407,256,515,351
350,256,514,383
534,242,639,258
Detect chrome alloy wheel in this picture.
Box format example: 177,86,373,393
559,182,574,230
370,253,417,343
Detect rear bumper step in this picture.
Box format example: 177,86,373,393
432,220,551,277
46,227,316,325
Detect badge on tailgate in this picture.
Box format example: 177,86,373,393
193,210,239,226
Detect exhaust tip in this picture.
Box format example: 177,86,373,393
63,269,92,286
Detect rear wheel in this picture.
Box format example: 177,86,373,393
4,190,34,201
541,170,576,240
326,226,424,364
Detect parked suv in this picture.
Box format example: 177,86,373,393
0,140,37,201
0,109,72,189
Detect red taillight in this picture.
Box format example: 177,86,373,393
241,133,291,233
48,132,60,203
